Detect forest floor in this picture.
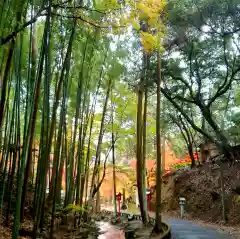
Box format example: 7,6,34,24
0,187,34,239
2,162,240,238
0,225,12,239
0,218,34,239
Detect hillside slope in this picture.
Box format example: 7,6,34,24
150,163,240,225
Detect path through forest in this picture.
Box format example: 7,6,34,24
102,204,236,239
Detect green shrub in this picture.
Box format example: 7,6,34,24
172,162,191,169
62,204,88,214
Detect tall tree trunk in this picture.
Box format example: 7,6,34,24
11,26,25,238
178,116,196,168
84,110,95,204
188,143,195,168
0,102,10,172
199,106,231,157
64,122,68,207
56,137,65,205
84,67,103,203
33,8,52,234
0,40,14,129
112,90,117,216
6,150,16,226
48,21,76,202
0,76,17,220
73,34,90,205
142,85,148,219
20,29,38,221
95,172,101,213
79,112,89,205
0,0,25,131
154,53,163,233
90,77,112,199
50,83,67,239
136,78,148,224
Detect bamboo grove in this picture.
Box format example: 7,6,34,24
2,0,240,238
0,0,167,238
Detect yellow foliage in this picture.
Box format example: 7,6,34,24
84,0,167,52
129,0,167,52
140,31,158,52
132,20,140,31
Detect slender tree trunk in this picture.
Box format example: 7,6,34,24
5,151,13,226
95,171,101,212
179,117,196,168
12,27,25,238
48,21,76,202
50,85,66,239
84,110,95,204
154,53,163,233
6,152,17,224
136,78,148,224
79,113,89,205
0,84,17,220
91,77,112,199
0,0,25,132
142,85,148,219
20,30,38,221
33,8,52,234
84,76,102,203
78,117,88,205
0,103,10,172
112,90,117,216
188,144,195,168
64,125,69,207
56,141,65,205
0,40,14,129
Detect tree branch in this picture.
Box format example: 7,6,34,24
169,114,188,144
179,115,192,144
92,135,118,197
51,12,126,29
194,58,203,102
172,94,195,104
161,87,215,143
1,8,45,45
207,37,230,106
208,47,240,107
52,3,118,14
168,72,195,98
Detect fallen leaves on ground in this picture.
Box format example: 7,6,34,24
0,225,31,239
0,218,34,239
0,225,11,239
